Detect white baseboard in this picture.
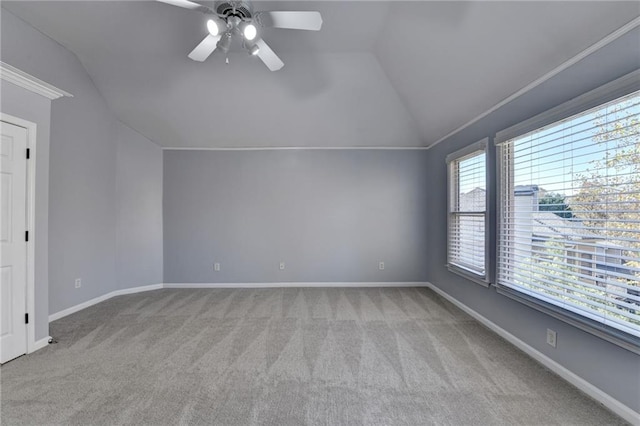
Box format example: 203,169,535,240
48,282,427,322
163,282,429,289
426,282,640,425
111,283,164,297
49,293,112,322
28,335,52,354
48,284,163,322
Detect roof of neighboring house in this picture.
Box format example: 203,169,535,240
579,240,627,250
531,213,628,250
459,187,486,211
515,185,540,195
514,185,552,198
531,211,602,241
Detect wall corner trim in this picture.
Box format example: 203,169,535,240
0,62,73,100
426,282,640,424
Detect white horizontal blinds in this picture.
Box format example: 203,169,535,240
449,149,486,275
498,90,640,338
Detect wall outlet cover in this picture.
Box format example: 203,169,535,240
546,329,557,347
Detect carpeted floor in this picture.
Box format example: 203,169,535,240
0,287,625,425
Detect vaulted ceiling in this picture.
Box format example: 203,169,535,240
3,1,639,148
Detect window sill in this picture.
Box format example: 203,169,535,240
446,264,490,288
497,285,640,355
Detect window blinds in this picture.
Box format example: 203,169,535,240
497,90,640,339
448,146,487,277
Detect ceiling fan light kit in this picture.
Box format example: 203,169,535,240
216,32,232,54
247,43,260,56
242,23,257,41
206,17,225,36
158,0,323,71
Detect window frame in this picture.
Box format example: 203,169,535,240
495,69,640,354
446,138,490,286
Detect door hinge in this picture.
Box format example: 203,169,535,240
26,148,30,159
25,231,29,242
25,313,29,324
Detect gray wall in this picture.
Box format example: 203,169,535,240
0,81,52,341
164,150,429,283
2,6,117,315
3,3,637,412
1,8,163,319
426,28,640,411
116,123,163,289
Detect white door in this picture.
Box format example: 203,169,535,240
0,121,28,363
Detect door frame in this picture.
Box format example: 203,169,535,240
1,112,37,354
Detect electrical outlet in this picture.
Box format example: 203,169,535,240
379,261,385,270
546,329,557,347
214,263,220,272
75,278,82,289
279,262,285,270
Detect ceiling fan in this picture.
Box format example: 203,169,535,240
158,0,323,71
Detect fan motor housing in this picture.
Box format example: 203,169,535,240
215,1,253,20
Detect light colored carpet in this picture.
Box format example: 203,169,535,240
0,287,625,425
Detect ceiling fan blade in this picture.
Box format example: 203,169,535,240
255,11,323,31
188,34,221,62
255,39,284,71
157,0,212,14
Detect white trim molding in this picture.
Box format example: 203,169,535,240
429,16,640,149
1,113,40,357
48,284,163,322
495,69,640,146
162,146,430,151
30,336,52,353
0,62,73,100
163,282,429,289
48,282,428,321
426,283,640,425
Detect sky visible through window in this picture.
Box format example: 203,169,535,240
512,91,639,195
457,152,486,196
458,89,640,197
500,90,640,338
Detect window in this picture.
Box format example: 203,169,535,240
446,139,488,283
496,71,640,348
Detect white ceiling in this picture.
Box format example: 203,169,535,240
2,1,639,148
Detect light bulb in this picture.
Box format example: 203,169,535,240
243,24,257,41
248,44,260,56
207,19,220,36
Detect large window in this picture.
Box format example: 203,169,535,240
496,76,640,345
447,139,488,283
